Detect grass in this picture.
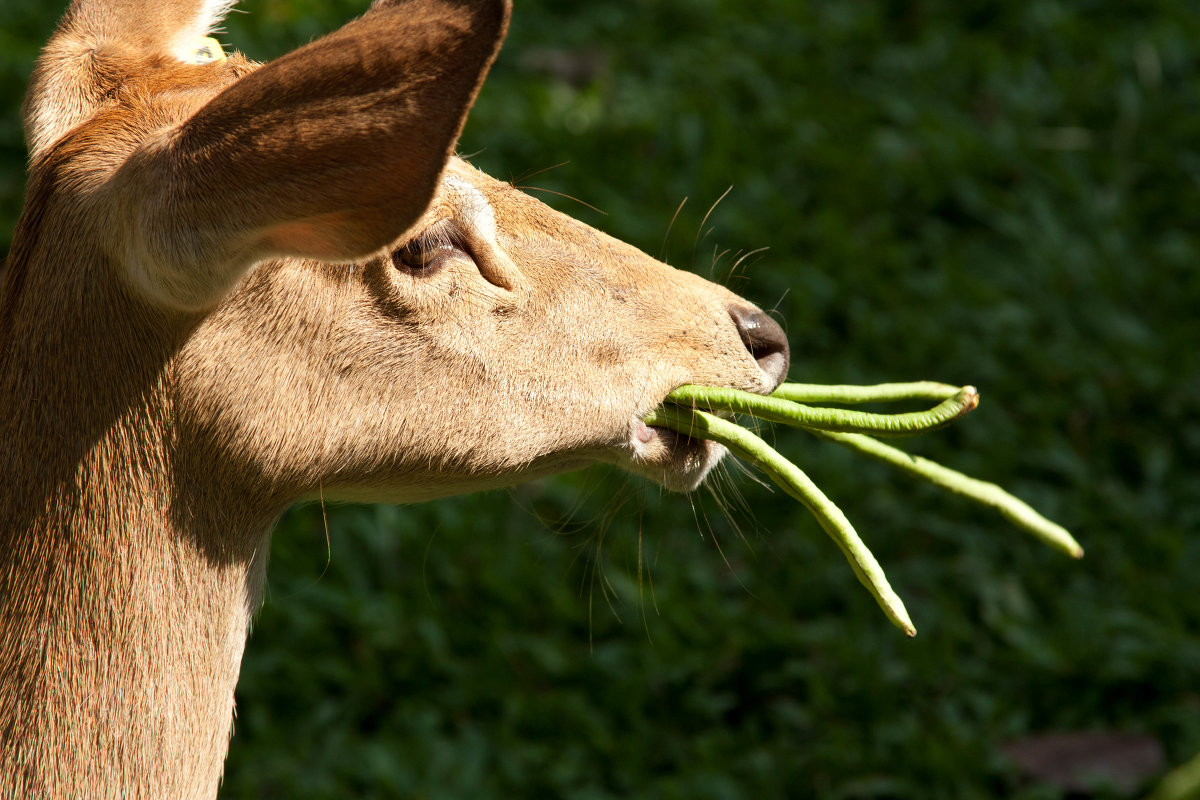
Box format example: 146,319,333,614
3,0,1199,797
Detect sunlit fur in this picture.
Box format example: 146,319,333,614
0,1,788,797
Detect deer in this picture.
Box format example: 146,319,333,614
0,0,791,796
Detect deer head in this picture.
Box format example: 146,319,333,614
0,0,789,796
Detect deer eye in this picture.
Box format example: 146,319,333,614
390,222,469,276
390,240,454,274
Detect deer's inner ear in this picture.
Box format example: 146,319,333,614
179,36,226,65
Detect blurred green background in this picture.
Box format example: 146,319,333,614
3,1,1199,797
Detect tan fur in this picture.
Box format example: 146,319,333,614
0,1,790,797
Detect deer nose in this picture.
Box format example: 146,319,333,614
729,305,790,391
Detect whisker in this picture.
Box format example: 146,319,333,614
521,185,608,215
693,185,733,270
512,160,570,187
711,457,759,527
729,246,770,284
318,482,331,579
697,186,733,239
420,520,444,607
767,290,792,333
696,228,719,278
636,516,654,643
710,246,733,281
659,196,688,262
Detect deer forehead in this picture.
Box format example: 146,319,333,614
444,175,498,245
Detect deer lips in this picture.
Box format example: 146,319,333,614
628,417,727,492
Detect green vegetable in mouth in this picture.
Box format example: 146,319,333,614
644,382,1082,637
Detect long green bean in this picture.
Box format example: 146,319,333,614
644,405,917,636
773,381,961,404
665,383,978,436
645,380,1081,634
812,430,1083,558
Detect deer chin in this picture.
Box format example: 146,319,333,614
614,416,727,493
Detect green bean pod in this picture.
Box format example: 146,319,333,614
644,405,917,637
773,381,961,404
665,384,979,436
813,430,1083,558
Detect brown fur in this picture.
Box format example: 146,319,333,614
0,1,789,797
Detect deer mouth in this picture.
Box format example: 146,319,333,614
625,417,727,492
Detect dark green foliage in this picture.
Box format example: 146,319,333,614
3,0,1198,797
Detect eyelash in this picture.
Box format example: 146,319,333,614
391,221,471,276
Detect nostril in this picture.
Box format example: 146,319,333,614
728,305,790,390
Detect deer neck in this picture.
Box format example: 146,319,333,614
0,383,277,799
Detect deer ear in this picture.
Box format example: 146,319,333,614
109,0,510,311
23,0,239,157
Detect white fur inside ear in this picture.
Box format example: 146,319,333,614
196,0,237,35
172,0,236,63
